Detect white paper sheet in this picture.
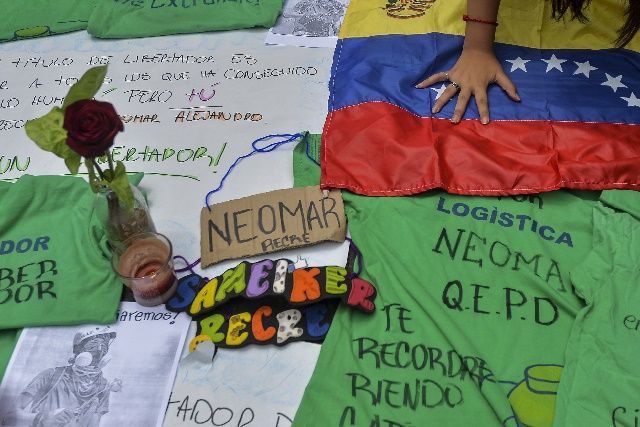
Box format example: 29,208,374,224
265,0,350,48
0,302,190,427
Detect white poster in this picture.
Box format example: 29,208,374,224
0,28,348,275
164,340,321,427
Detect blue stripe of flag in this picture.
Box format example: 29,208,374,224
330,33,640,124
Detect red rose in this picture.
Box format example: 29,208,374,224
63,99,124,158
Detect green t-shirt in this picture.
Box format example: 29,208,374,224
291,138,599,426
553,192,640,426
0,175,122,330
87,0,284,39
599,189,640,220
1,1,98,43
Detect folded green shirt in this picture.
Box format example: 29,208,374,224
0,175,122,331
1,1,98,43
87,0,284,39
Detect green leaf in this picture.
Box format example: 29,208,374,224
62,65,108,109
64,156,82,175
103,168,114,182
107,161,134,210
25,107,65,151
92,178,110,193
25,107,81,174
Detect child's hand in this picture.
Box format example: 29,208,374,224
416,47,520,124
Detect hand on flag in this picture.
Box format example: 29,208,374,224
416,45,520,125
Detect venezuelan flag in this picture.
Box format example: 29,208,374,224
321,0,640,196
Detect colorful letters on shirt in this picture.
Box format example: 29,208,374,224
165,258,377,349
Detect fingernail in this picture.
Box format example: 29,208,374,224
451,115,460,124
481,117,489,125
431,107,438,114
515,93,521,101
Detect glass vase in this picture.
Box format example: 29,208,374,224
94,184,156,249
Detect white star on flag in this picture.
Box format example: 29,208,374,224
601,73,627,92
621,92,640,107
506,57,530,72
573,61,598,77
542,54,567,72
431,83,447,100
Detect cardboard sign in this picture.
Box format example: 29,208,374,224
200,186,346,267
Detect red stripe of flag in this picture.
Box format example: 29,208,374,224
321,102,640,196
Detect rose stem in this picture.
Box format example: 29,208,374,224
94,154,124,243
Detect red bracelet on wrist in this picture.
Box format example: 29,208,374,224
463,14,499,26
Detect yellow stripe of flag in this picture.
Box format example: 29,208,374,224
339,0,640,52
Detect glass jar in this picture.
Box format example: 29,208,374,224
94,184,156,249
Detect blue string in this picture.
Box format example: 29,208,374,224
173,255,201,274
205,132,311,210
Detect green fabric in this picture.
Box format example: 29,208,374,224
599,189,640,219
291,139,599,426
553,207,640,426
0,175,122,330
87,0,285,39
0,1,98,43
293,131,321,187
